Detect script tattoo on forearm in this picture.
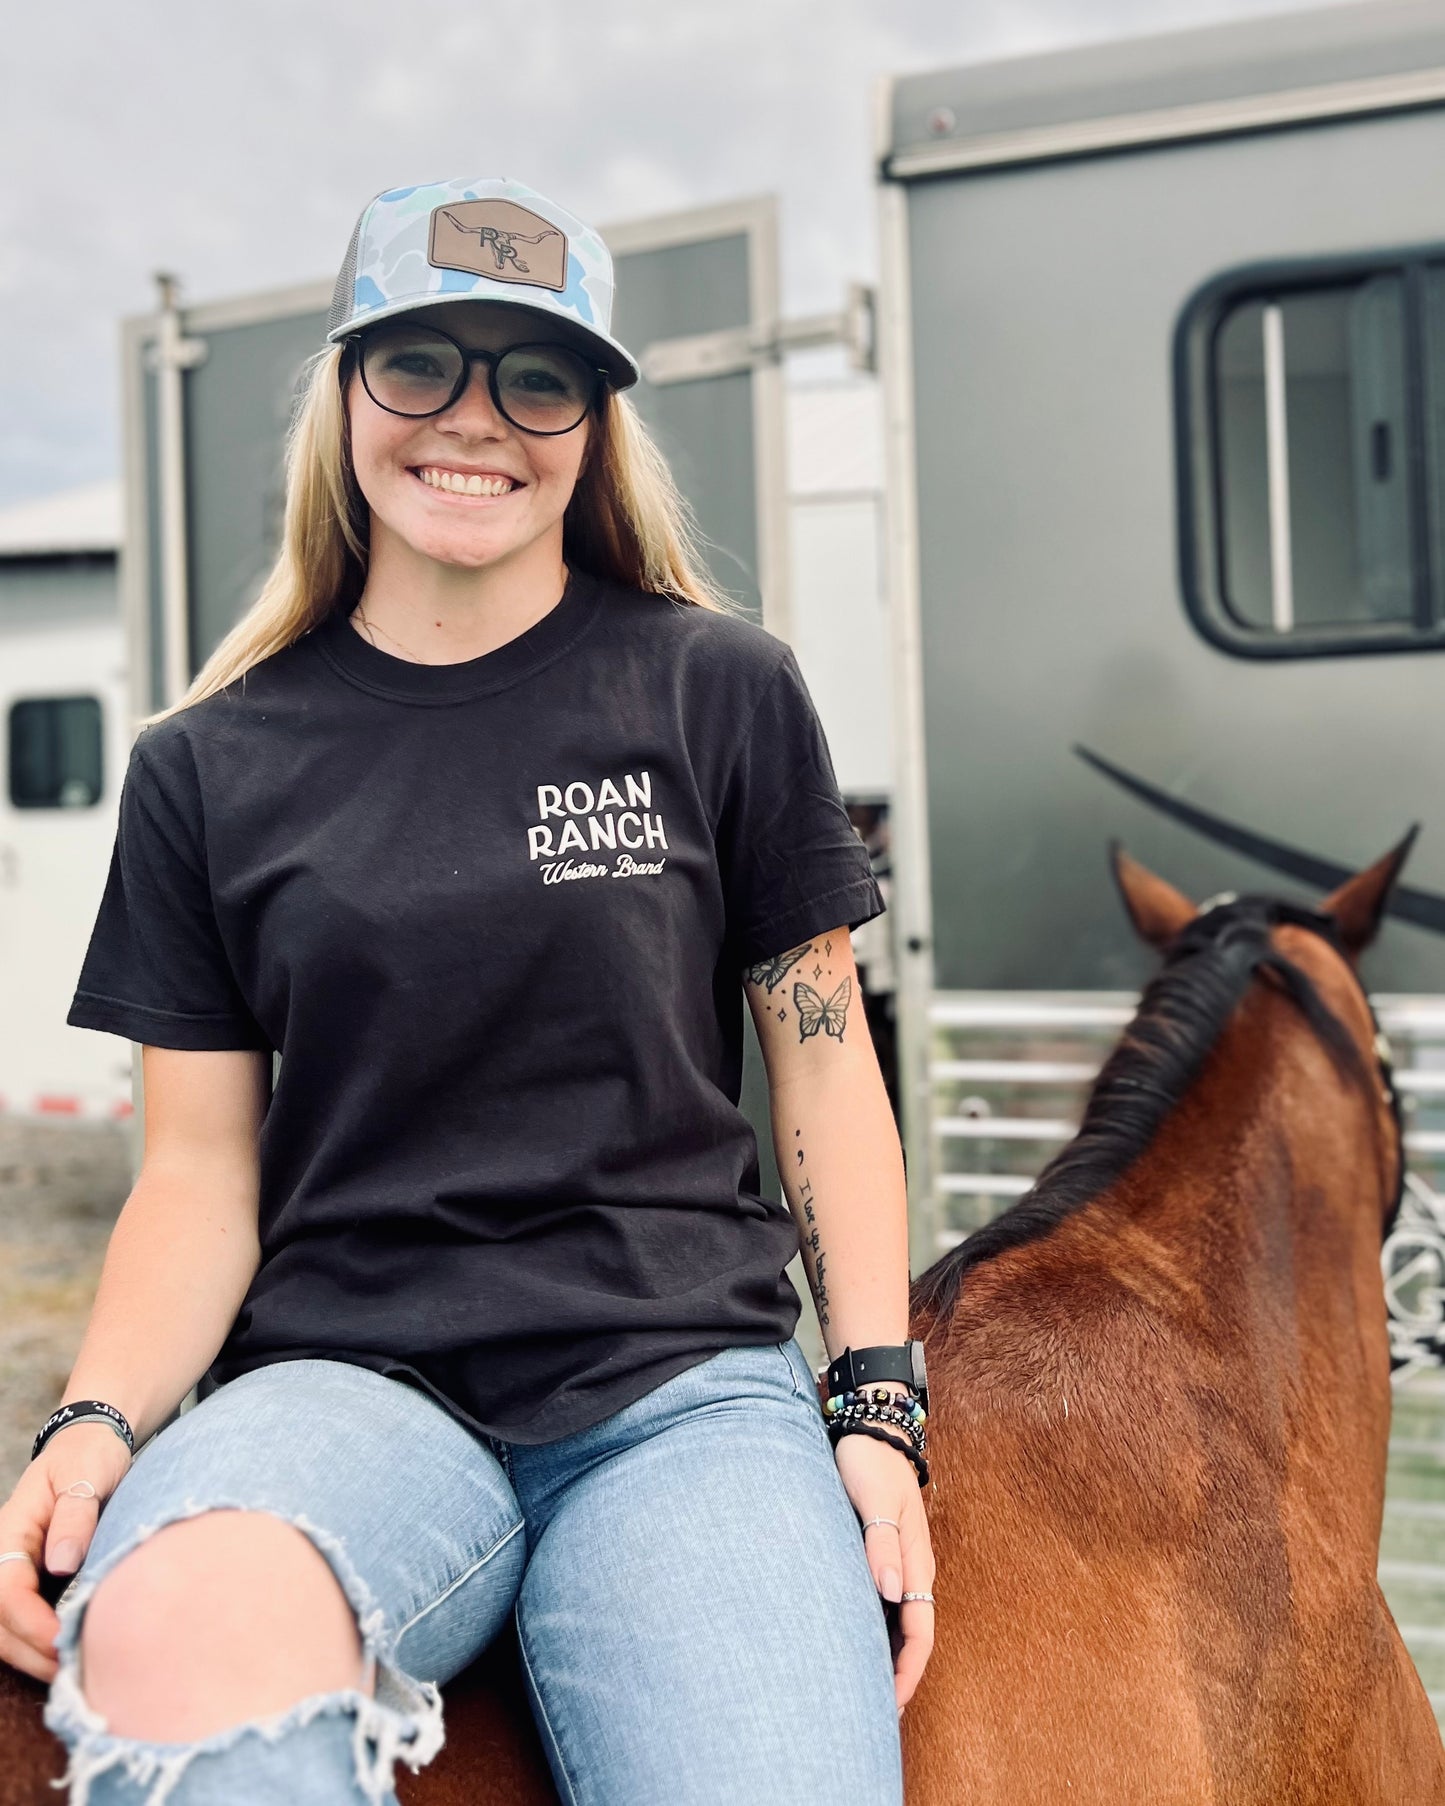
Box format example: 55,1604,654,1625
744,935,852,1047
743,936,851,1329
792,1125,831,1329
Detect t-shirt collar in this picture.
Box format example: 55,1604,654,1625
309,565,603,703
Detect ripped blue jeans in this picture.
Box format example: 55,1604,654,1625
43,1342,903,1805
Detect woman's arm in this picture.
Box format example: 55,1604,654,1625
61,1045,270,1449
743,924,909,1367
744,922,935,1716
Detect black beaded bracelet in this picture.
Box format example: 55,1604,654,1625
32,1401,135,1465
830,1420,930,1489
826,1399,927,1456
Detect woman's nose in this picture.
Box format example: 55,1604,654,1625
444,362,507,433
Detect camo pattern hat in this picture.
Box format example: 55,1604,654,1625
325,177,641,390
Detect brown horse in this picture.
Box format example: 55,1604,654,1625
899,836,1444,1805
1,840,1441,1805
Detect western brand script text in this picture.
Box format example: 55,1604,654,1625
528,769,668,884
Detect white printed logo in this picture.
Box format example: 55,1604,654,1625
528,769,669,885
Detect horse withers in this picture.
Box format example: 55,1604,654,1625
901,834,1444,1805
1,839,1440,1804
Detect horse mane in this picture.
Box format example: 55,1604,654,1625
909,895,1374,1328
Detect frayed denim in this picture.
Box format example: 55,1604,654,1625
43,1343,901,1804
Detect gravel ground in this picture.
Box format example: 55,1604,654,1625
0,1119,132,1499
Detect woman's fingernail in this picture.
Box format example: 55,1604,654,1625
51,1541,82,1572
882,1568,902,1602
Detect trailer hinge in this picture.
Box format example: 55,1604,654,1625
143,335,208,375
640,282,875,386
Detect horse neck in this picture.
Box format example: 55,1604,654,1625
1118,982,1395,1484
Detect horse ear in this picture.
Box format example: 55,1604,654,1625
1319,825,1419,957
1109,841,1197,949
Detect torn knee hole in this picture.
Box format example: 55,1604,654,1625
45,1676,446,1806
76,1507,374,1741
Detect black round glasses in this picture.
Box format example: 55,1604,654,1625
346,318,609,436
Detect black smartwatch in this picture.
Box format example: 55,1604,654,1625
825,1341,928,1413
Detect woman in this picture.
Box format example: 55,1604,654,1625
0,177,935,1805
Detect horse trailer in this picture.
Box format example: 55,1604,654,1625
877,0,1445,1715
0,484,131,1124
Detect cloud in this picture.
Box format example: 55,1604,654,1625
0,0,1337,505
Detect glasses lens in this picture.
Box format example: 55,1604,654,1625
359,323,463,416
495,345,595,433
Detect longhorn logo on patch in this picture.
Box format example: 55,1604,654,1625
428,200,568,291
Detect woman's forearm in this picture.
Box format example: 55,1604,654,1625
767,1044,910,1361
59,1164,263,1451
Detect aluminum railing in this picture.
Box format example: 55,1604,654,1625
926,992,1445,1374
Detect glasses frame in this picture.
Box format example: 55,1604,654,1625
344,320,611,436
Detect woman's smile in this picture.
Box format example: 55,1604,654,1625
406,463,526,505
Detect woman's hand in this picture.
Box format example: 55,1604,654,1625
831,1419,935,1715
0,1424,133,1684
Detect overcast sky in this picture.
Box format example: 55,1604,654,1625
0,0,1350,510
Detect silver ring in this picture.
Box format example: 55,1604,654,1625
900,1590,935,1604
861,1516,900,1533
0,1551,35,1568
62,1481,96,1499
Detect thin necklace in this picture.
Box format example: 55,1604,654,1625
351,602,425,663
349,569,571,665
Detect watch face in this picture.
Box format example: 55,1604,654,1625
909,1340,928,1396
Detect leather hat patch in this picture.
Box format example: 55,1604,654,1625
428,200,568,291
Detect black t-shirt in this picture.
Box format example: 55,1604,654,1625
67,568,885,1444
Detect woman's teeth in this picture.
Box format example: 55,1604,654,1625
413,467,517,497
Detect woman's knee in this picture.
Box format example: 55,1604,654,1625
78,1506,374,1742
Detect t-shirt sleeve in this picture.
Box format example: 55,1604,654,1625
717,645,886,968
66,730,271,1051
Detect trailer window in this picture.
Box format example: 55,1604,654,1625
9,696,103,808
1178,249,1445,658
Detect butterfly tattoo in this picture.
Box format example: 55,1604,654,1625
745,943,812,993
793,977,852,1041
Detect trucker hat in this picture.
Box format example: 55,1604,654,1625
325,177,640,390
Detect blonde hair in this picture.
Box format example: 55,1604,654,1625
140,338,747,728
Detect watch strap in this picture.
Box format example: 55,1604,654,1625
826,1342,927,1409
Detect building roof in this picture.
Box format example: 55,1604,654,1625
0,479,121,557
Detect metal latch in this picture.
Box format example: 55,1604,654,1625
142,273,209,376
